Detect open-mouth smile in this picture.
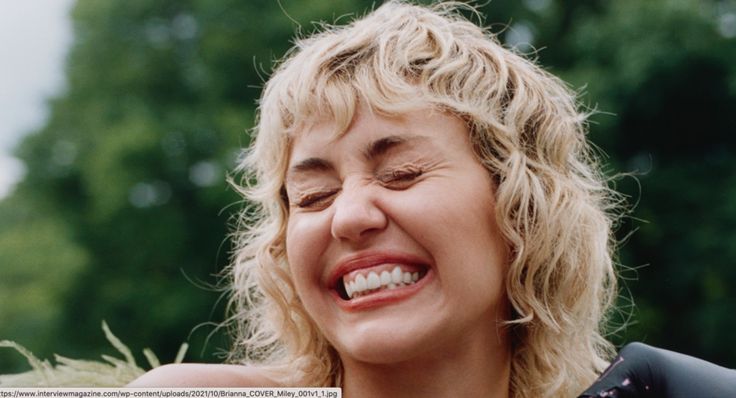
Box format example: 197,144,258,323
329,252,431,303
337,264,429,300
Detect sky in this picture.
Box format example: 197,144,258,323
0,0,75,199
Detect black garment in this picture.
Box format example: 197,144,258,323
579,342,736,397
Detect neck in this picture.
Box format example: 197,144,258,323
340,326,511,398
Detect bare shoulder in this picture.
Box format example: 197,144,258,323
127,363,280,387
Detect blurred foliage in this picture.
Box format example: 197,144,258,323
1,0,735,373
556,0,736,365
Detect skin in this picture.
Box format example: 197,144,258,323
126,363,279,387
129,107,512,397
284,107,511,398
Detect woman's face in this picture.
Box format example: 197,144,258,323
284,107,509,364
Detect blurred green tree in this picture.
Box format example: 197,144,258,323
558,0,736,365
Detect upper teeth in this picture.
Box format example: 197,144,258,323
345,266,420,299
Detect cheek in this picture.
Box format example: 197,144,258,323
402,180,500,248
285,216,330,288
413,181,506,283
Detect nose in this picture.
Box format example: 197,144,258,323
330,181,388,242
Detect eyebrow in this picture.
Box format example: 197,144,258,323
287,134,426,176
362,135,411,160
288,157,334,174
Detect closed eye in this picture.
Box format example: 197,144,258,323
294,190,339,209
377,166,424,189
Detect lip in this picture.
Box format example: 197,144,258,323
327,251,432,311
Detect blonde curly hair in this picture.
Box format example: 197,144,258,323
226,1,620,397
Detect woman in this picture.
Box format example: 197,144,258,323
130,1,734,397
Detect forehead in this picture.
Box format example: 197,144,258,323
292,110,399,148
288,107,459,156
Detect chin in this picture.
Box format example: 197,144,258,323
332,314,446,364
